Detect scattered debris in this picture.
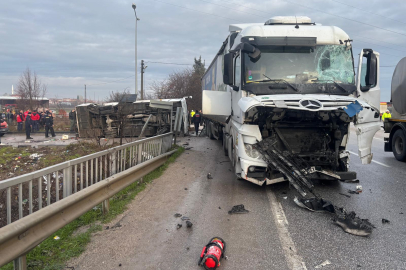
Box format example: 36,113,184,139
62,134,69,140
181,216,190,221
218,207,221,209
53,236,60,240
382,218,390,224
184,188,188,190
207,173,213,179
348,190,359,195
256,137,375,236
315,260,332,268
283,196,288,200
400,212,404,215
105,226,110,230
356,185,363,193
119,263,122,267
186,221,193,228
183,142,189,146
228,204,249,214
185,147,193,150
174,213,182,218
111,222,122,229
333,209,374,236
177,224,182,229
294,197,335,213
338,193,351,198
344,179,360,183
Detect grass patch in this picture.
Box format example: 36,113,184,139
0,146,184,270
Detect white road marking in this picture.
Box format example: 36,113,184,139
266,190,307,270
348,151,391,168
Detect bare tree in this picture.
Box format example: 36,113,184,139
150,57,205,111
16,68,47,111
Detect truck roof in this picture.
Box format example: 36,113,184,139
230,22,349,46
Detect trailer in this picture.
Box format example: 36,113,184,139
384,57,406,161
76,98,189,138
202,16,381,186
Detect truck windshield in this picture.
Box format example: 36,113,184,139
244,45,354,85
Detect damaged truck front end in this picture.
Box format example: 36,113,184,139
236,95,376,185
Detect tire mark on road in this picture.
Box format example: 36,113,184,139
266,190,307,270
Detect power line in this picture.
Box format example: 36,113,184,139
147,61,193,66
329,0,406,25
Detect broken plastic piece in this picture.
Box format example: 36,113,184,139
382,218,390,224
293,197,335,213
343,100,363,117
356,185,362,193
333,209,374,237
176,224,182,229
186,221,193,228
181,216,190,221
228,204,249,214
174,213,182,218
207,173,213,179
53,236,60,240
315,260,332,268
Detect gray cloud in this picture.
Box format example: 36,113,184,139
1,0,405,101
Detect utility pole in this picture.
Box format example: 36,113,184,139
141,60,144,100
84,84,87,103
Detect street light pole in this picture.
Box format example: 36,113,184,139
132,4,140,97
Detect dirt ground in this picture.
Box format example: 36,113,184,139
68,135,208,270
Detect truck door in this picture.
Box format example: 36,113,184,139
354,49,381,164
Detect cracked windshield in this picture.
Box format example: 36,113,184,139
244,45,354,85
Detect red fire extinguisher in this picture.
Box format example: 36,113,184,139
198,237,226,269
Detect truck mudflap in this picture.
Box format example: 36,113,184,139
354,122,381,164
255,137,375,236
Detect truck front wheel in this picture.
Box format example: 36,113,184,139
392,129,406,161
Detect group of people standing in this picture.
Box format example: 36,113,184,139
15,110,55,139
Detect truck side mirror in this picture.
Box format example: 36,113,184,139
365,51,377,87
223,53,234,85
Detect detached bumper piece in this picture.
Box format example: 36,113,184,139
256,137,374,237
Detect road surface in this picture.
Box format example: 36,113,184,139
69,127,406,270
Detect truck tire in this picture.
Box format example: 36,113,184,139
209,123,215,140
223,133,228,156
392,129,406,161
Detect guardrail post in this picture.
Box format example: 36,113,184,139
102,199,110,215
111,151,116,176
13,254,26,270
63,166,72,198
158,138,163,155
137,144,143,164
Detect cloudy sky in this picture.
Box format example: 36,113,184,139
0,0,405,101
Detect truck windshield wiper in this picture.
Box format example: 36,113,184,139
311,79,348,93
252,75,299,92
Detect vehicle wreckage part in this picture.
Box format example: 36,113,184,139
198,237,226,270
256,137,375,236
333,209,374,236
355,122,381,164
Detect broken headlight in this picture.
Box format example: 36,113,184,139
244,144,261,159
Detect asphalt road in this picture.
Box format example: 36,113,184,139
70,127,406,270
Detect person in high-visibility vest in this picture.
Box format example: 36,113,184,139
190,110,195,126
382,110,391,122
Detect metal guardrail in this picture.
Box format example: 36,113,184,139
0,133,173,228
0,148,177,268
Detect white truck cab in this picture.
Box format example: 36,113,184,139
202,16,381,185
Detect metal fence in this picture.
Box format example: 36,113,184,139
0,133,173,228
